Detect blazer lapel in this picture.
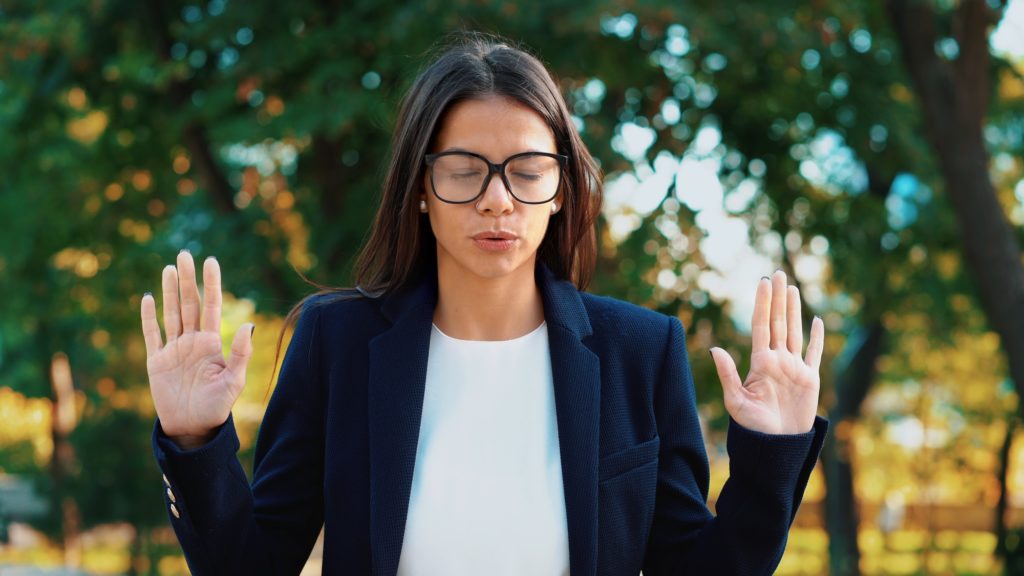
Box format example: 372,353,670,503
366,264,601,576
367,272,437,576
537,263,601,576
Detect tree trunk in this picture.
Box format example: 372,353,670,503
996,413,1017,564
819,165,893,575
886,0,1024,407
50,352,81,568
824,322,887,576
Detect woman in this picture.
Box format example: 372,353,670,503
140,34,827,576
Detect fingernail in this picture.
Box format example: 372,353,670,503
250,325,255,339
179,248,190,255
206,255,217,262
761,276,770,281
143,291,152,298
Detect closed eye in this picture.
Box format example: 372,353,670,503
511,172,543,181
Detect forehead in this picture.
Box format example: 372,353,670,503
432,95,556,159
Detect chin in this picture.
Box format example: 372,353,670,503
465,257,523,279
447,251,533,282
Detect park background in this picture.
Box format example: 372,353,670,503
3,0,1024,574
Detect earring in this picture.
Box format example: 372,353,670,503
550,202,558,214
419,200,427,213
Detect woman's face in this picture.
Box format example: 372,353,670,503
421,94,560,285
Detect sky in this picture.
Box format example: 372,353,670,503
992,0,1024,57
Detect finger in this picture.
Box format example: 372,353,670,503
786,285,803,355
225,324,255,391
162,264,182,341
202,256,222,334
140,292,163,356
770,269,788,349
710,347,745,405
178,249,201,333
805,316,825,372
751,276,771,352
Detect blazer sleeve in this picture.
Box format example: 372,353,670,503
642,315,828,576
151,297,327,575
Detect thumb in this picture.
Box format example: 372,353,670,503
226,323,255,387
710,347,744,402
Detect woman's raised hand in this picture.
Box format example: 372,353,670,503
710,270,824,435
140,250,254,450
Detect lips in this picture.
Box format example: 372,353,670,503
471,231,519,252
471,231,519,241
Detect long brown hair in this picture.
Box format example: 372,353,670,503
266,32,603,394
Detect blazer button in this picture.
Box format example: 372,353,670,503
166,487,176,503
162,473,171,488
170,503,180,519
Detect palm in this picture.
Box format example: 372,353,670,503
147,331,241,437
140,251,254,446
710,271,824,435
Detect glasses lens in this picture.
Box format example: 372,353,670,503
430,153,561,203
506,154,561,203
431,154,489,203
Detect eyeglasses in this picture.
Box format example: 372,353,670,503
424,150,567,205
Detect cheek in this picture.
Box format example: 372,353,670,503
528,211,555,243
426,206,460,246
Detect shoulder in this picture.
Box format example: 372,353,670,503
295,289,389,336
578,291,680,345
302,289,376,314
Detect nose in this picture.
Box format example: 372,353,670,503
475,172,515,215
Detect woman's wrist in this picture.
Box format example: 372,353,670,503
169,431,216,451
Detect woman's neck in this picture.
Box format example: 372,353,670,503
432,260,545,341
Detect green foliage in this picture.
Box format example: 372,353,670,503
1,2,1022,573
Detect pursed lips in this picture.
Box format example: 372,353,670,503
471,231,518,241
470,231,519,251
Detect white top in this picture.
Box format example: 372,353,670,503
396,321,570,576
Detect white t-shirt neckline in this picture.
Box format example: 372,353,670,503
430,320,547,343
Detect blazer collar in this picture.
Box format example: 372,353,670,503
367,262,601,576
377,262,593,339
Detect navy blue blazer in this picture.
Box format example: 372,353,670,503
153,263,827,575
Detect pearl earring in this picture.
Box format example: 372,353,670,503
419,200,427,213
550,202,558,214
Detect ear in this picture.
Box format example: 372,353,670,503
419,177,429,206
551,191,563,214
421,172,432,200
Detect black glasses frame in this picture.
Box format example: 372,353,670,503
423,150,568,205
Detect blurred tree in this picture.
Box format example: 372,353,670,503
575,1,1022,573
2,0,1023,573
